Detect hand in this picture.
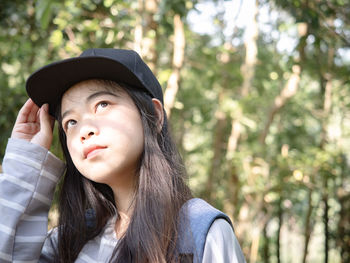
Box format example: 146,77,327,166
11,99,55,150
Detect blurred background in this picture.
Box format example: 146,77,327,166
0,0,349,262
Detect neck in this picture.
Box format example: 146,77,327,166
112,183,136,216
109,173,137,239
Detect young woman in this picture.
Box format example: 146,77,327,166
0,48,245,262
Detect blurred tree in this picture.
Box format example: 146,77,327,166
1,0,350,262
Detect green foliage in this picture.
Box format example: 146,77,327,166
35,0,55,29
0,0,349,261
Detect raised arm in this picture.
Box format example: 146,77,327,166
0,99,65,262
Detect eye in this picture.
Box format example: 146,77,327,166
65,119,77,130
96,101,109,112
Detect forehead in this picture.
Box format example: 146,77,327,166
62,79,122,99
61,79,124,105
60,79,126,117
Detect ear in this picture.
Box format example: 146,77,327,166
152,98,164,132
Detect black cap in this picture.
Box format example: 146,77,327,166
26,48,163,117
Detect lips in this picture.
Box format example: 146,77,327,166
83,145,107,159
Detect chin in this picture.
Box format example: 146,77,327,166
81,172,111,184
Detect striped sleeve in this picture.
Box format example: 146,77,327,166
0,138,65,263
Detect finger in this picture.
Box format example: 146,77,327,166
12,123,40,135
35,106,41,124
39,104,54,135
15,99,35,124
27,101,40,123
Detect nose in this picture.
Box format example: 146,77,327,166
80,123,99,142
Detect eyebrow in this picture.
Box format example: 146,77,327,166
61,90,119,121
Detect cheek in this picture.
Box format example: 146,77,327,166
66,138,87,175
135,122,144,150
125,115,144,150
66,137,80,160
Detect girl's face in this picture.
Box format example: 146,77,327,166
60,79,144,187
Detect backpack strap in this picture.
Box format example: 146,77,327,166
178,198,233,263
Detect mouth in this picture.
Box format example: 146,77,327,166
84,145,107,159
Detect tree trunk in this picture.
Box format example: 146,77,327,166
259,64,301,144
134,0,158,72
164,14,185,118
27,0,41,71
250,226,261,263
337,191,350,262
221,3,260,259
225,0,259,220
302,188,313,263
320,47,334,263
302,46,333,263
203,93,226,202
323,188,329,263
262,220,270,263
134,0,143,55
259,22,308,144
336,119,350,261
321,79,331,263
240,0,258,97
143,0,158,73
226,0,258,158
276,197,282,263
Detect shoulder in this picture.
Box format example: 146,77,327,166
178,198,235,262
203,219,246,263
184,198,233,226
207,218,233,241
184,198,233,232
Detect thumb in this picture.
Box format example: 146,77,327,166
40,104,55,135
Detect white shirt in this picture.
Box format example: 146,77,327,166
203,218,246,262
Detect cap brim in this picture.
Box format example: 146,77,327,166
26,56,145,117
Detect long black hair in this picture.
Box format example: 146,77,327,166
55,80,192,262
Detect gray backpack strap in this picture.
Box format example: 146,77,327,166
178,198,233,263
